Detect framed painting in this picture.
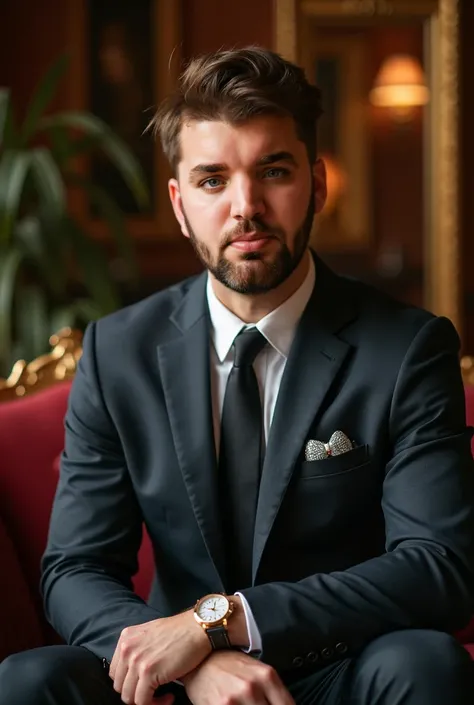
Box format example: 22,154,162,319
299,27,372,250
68,0,182,240
88,0,155,216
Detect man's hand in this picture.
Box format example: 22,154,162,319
109,611,211,705
182,650,295,705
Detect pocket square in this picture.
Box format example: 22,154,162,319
305,430,354,461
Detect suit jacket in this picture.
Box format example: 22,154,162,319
41,254,474,674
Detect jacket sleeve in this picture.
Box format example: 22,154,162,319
242,316,474,671
41,322,163,662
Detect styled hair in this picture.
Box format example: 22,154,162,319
148,46,323,172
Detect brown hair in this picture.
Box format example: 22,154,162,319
148,46,323,173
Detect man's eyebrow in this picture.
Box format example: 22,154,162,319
189,163,227,178
257,151,297,166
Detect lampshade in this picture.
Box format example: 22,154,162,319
369,54,429,109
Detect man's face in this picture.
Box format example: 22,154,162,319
168,115,327,294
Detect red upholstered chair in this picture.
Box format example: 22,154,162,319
0,330,154,662
1,331,474,662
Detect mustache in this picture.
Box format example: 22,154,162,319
223,219,281,246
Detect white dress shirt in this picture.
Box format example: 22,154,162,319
206,255,316,653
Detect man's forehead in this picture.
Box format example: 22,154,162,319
179,116,300,164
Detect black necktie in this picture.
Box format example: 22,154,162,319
219,327,267,593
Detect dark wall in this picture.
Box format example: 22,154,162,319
1,0,473,346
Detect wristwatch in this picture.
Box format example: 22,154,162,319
193,593,234,650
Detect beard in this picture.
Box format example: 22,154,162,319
182,192,315,295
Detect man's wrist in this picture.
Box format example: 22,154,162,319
188,607,213,656
225,595,250,649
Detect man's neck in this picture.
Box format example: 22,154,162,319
209,250,311,324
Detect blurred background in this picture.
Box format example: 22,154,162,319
1,0,473,376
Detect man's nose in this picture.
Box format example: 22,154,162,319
229,179,265,221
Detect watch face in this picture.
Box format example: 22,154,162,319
196,595,229,623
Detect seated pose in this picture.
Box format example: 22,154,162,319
1,46,474,705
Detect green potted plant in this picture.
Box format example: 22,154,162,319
0,55,149,376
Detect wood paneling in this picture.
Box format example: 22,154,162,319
461,0,474,353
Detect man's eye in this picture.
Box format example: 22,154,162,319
264,168,289,178
201,177,223,189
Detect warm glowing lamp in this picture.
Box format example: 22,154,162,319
320,153,347,216
369,54,430,121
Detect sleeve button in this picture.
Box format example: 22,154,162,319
321,647,334,659
335,642,348,654
292,656,304,668
306,651,318,663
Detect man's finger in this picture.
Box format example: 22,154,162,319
259,669,295,705
111,656,128,696
120,666,139,705
109,649,118,680
134,676,160,705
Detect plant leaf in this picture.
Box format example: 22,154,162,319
50,298,101,333
71,298,102,322
29,147,66,221
49,305,78,334
15,284,50,361
0,247,24,373
0,150,31,246
67,219,120,315
0,88,19,150
20,54,69,145
0,89,9,145
47,125,74,168
38,112,149,208
66,172,138,283
14,215,67,297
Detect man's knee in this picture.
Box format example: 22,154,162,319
0,645,101,704
360,629,468,675
351,630,472,703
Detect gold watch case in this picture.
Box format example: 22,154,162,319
193,593,234,629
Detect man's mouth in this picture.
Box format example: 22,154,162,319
229,232,275,252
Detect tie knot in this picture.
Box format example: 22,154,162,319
232,328,267,367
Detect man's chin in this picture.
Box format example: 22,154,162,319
214,259,283,294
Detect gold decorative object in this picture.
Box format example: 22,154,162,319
274,0,461,336
0,328,83,402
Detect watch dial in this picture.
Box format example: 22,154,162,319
198,595,228,623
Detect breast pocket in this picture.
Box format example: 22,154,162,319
299,444,370,479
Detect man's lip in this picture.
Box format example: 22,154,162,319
231,232,273,243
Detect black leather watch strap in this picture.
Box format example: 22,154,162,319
206,624,232,650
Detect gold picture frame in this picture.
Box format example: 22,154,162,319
275,0,461,334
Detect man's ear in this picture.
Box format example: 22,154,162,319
168,178,190,238
312,158,327,214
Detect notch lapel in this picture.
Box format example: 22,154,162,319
157,274,225,589
252,259,357,580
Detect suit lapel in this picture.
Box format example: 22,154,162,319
157,274,225,589
252,257,357,580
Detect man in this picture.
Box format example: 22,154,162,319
0,46,473,705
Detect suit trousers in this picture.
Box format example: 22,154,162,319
0,630,472,705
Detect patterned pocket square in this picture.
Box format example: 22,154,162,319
305,430,354,461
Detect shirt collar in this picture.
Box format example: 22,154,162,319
206,254,316,362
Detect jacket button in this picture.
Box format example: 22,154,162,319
306,651,318,663
335,642,348,654
321,647,333,659
292,656,304,668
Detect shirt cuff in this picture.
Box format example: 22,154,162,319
234,591,262,654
